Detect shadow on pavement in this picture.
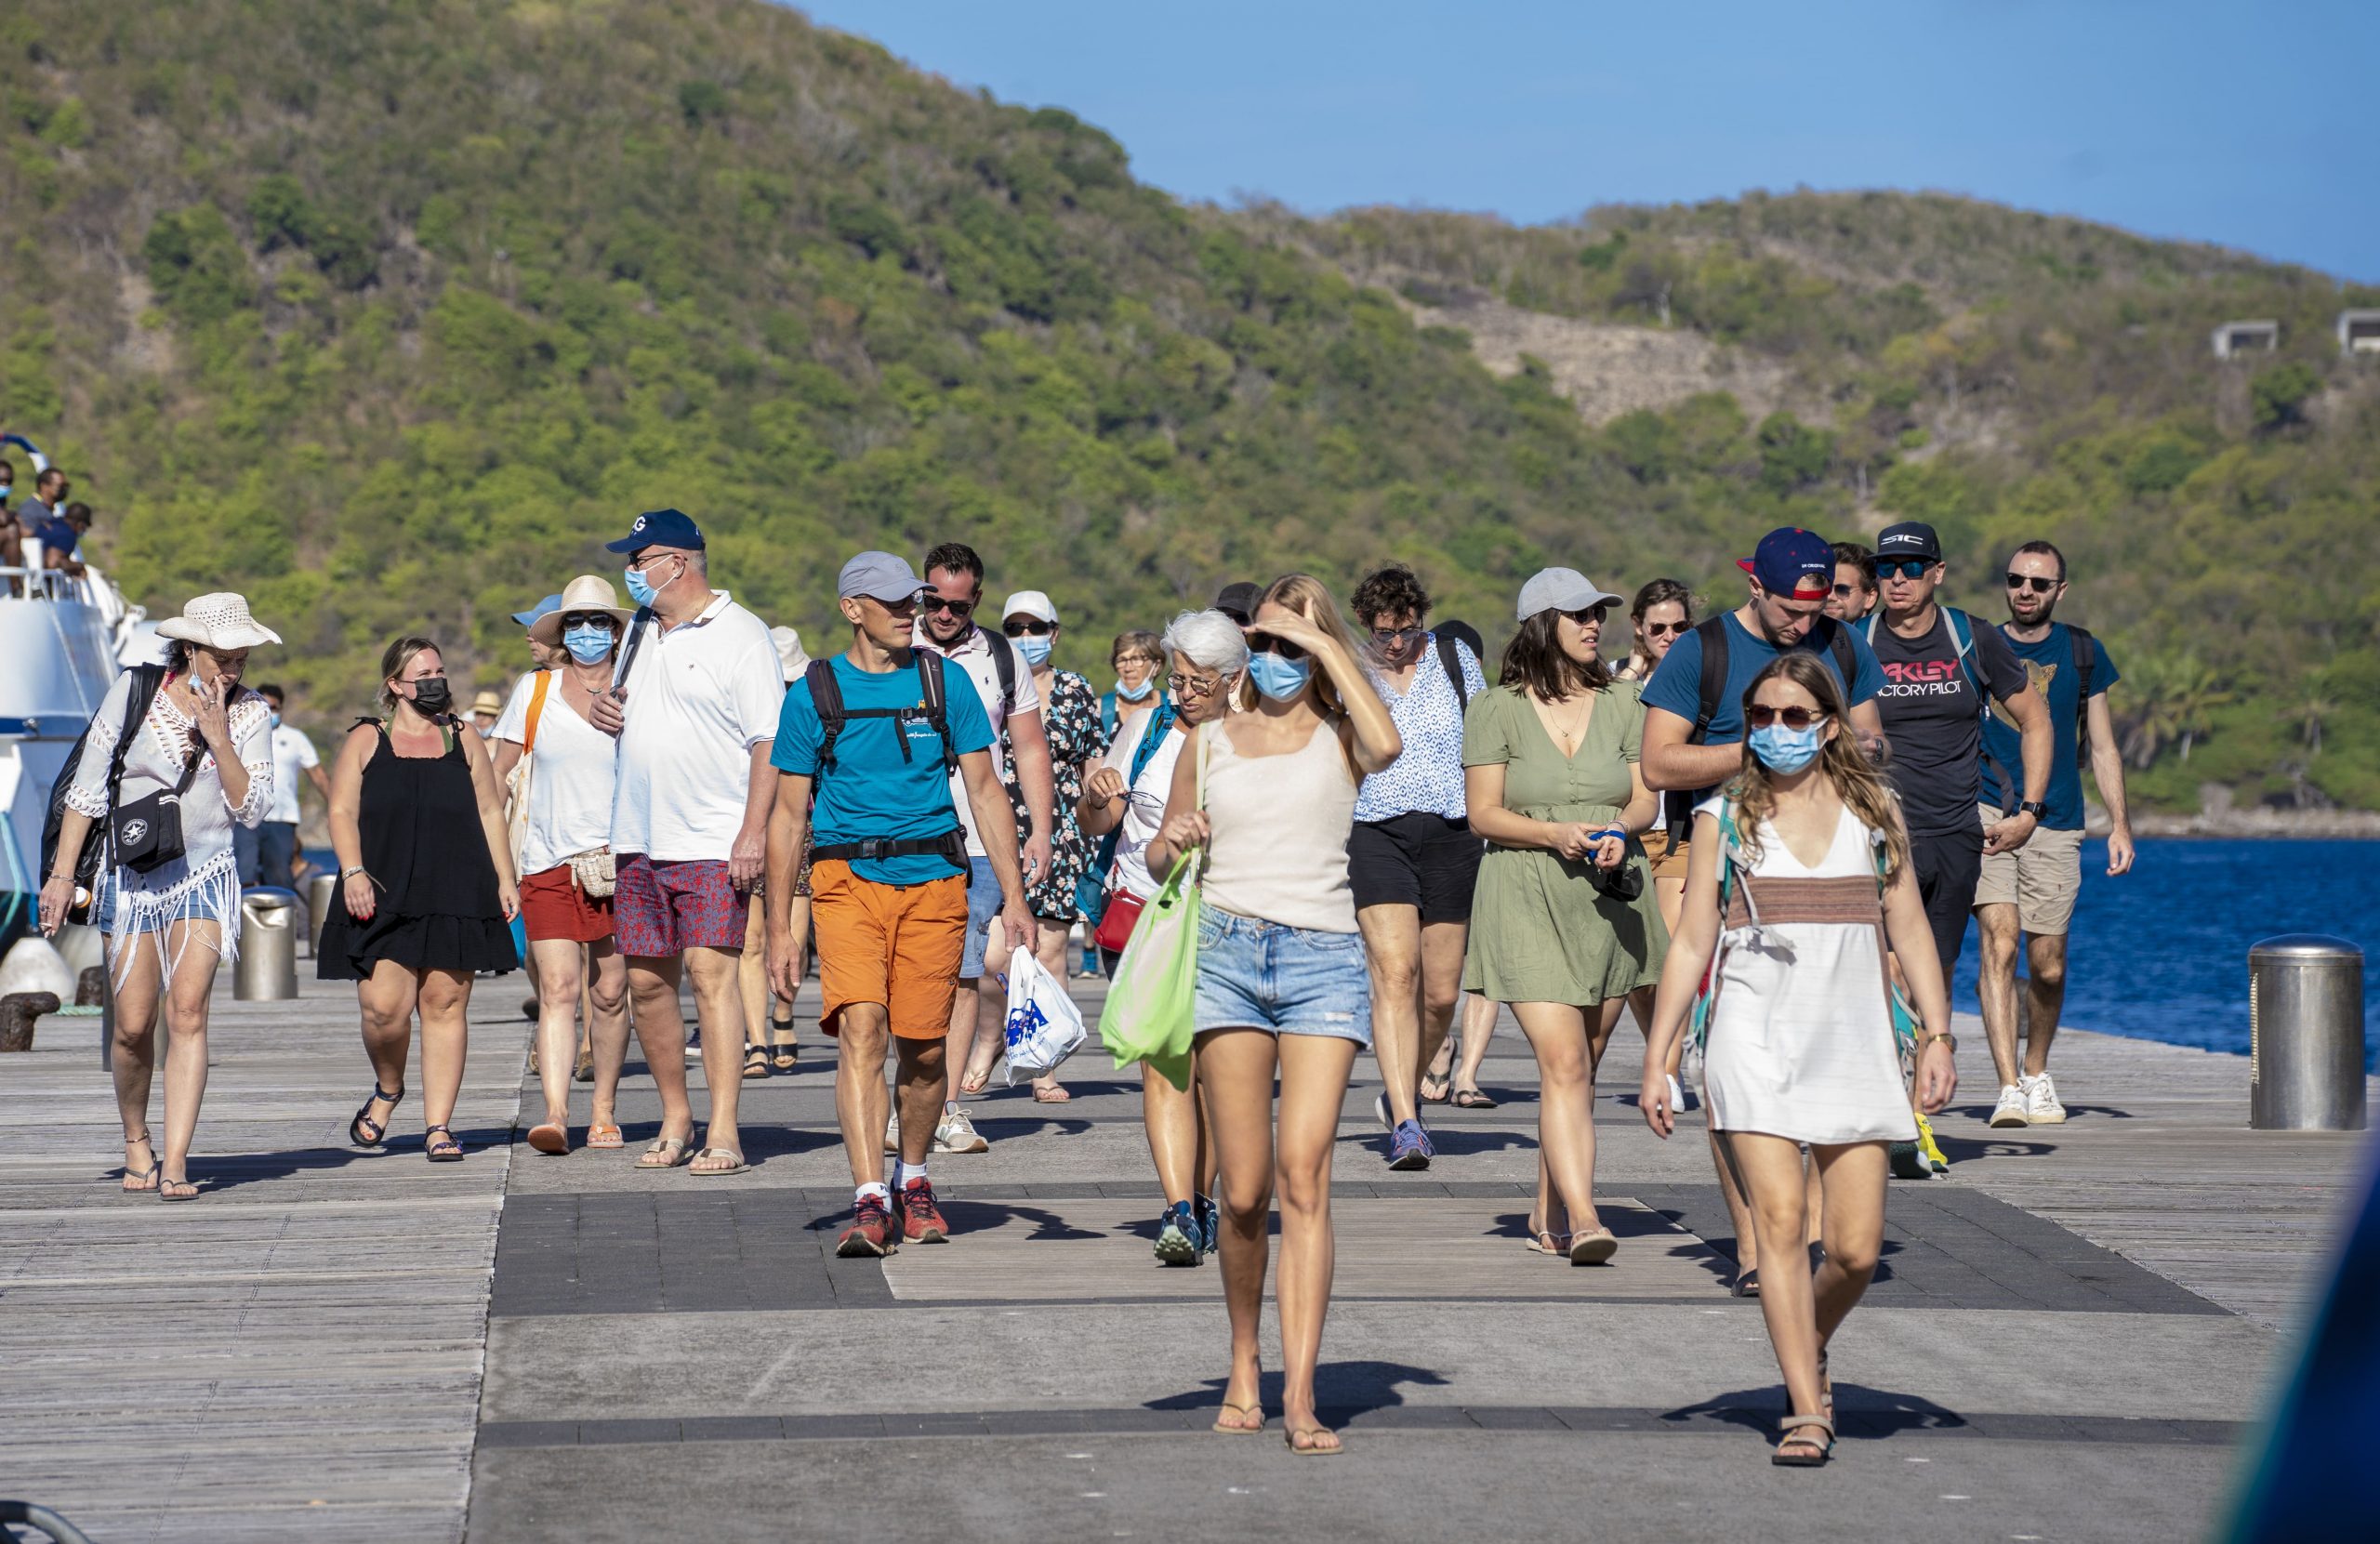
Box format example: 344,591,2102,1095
1146,1359,1453,1418
1665,1383,1969,1439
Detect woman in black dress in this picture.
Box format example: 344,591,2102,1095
322,636,519,1161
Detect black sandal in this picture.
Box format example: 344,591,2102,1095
771,1014,798,1072
350,1084,405,1148
424,1123,464,1163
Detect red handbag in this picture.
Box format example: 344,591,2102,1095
1091,883,1146,955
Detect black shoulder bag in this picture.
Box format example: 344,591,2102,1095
112,732,205,875
40,665,165,921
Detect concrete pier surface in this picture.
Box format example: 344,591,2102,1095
3,971,2370,1543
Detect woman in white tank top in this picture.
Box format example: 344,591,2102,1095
1144,576,1401,1457
1638,653,1959,1467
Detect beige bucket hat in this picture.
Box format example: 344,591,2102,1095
527,574,635,646
154,592,283,650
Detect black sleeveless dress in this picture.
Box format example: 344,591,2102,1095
316,719,518,981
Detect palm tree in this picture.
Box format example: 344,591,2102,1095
2284,689,2337,757
2164,655,2233,764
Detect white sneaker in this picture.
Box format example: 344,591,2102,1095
2022,1073,2067,1125
1989,1084,2030,1128
883,1112,900,1155
935,1103,988,1154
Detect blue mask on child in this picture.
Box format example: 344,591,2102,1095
1247,652,1312,702
1012,635,1052,667
1748,722,1827,774
563,625,614,665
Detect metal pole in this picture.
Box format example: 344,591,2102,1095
2250,935,2366,1130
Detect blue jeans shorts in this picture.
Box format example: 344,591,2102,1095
959,856,999,979
1193,907,1372,1045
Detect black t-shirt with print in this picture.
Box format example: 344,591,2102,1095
1868,609,2028,838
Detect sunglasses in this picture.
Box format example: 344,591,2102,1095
1877,559,1934,581
919,595,974,618
1369,626,1424,646
2005,574,2059,594
1256,639,1310,663
559,612,616,629
1560,604,1609,626
1002,619,1052,637
1641,619,1686,637
1746,705,1828,731
1167,671,1229,698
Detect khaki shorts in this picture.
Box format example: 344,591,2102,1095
1972,803,2084,935
1642,828,1693,883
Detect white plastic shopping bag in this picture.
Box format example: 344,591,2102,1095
999,944,1087,1082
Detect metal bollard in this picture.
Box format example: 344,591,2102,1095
234,887,301,1001
2250,935,2366,1130
308,871,337,958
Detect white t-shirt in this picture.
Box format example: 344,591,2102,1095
916,623,1041,856
612,591,784,862
1102,719,1188,902
264,722,320,825
493,671,619,877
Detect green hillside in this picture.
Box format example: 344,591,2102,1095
3,1,2376,812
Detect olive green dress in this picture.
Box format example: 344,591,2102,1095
1461,680,1668,1004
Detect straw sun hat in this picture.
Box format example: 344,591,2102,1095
153,592,283,650
526,574,635,646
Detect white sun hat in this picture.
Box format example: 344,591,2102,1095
153,592,283,650
770,625,809,683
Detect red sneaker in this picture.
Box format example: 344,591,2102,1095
837,1194,898,1258
896,1178,948,1244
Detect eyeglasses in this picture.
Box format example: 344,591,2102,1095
1877,559,1933,581
1114,655,1161,670
2005,574,2058,594
1369,626,1424,646
1746,705,1828,731
1166,672,1229,698
1002,619,1052,638
1560,604,1609,626
1641,619,1686,637
919,595,974,619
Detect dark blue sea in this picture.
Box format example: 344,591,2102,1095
1950,838,2380,1072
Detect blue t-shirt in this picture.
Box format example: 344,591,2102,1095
31,515,77,557
1979,623,2119,830
1641,611,1887,748
771,654,994,886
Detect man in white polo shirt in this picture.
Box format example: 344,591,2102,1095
590,508,783,1177
906,540,1054,1155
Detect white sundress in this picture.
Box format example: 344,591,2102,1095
1697,797,1918,1145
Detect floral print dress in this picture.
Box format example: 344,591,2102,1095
1006,668,1109,921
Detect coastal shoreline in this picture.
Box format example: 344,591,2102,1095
2104,810,2380,840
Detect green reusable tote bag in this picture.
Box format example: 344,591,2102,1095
1098,728,1205,1089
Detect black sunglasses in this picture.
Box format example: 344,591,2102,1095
1002,620,1052,638
2005,574,2059,594
1746,705,1827,731
1877,559,1934,581
1257,638,1310,663
559,612,617,629
919,595,974,618
1560,604,1609,626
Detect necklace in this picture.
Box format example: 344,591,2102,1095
1538,690,1594,754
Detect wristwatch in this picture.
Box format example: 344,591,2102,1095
1921,1032,1959,1054
2016,800,2046,819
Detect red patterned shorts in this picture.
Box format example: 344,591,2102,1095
614,854,749,957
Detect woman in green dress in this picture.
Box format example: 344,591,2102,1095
1462,568,1667,1264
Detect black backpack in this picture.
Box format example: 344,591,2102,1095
2066,624,2098,771
40,664,166,926
1433,624,1480,713
1665,614,1863,838
805,652,958,775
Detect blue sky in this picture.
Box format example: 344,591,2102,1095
790,1,2377,281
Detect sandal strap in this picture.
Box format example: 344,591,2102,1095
1778,1415,1834,1434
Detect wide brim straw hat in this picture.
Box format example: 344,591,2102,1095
153,592,283,650
469,690,505,718
527,574,636,646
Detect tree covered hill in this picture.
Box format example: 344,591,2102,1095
3,0,2376,811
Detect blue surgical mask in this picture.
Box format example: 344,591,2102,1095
563,625,614,665
1116,675,1156,702
1247,652,1312,702
1012,635,1052,668
1748,722,1827,774
268,710,282,729
623,556,671,608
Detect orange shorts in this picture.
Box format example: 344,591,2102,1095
810,859,969,1039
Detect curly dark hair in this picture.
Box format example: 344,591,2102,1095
1351,562,1431,627
1498,608,1610,700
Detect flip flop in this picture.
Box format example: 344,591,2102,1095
687,1146,749,1176
1568,1226,1619,1266
1284,1426,1342,1457
1524,1228,1570,1256
1210,1402,1265,1435
586,1123,624,1150
1031,1085,1073,1103
636,1134,692,1169
157,1173,200,1202
1451,1087,1497,1109
1420,1070,1452,1104
121,1130,159,1194
526,1122,569,1155
958,1067,991,1096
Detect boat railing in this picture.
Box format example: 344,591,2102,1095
0,566,94,605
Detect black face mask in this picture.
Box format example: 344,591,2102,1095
408,678,453,715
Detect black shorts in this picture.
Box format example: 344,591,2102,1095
1908,822,1984,977
1348,813,1482,924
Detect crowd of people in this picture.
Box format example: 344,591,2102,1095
36,510,2138,1465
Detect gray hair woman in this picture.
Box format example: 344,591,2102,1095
40,592,282,1201
1080,609,1249,1269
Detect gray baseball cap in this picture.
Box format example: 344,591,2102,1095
1516,566,1624,621
839,550,925,602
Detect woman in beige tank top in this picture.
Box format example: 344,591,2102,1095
1144,575,1401,1457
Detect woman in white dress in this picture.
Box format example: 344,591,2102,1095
40,593,280,1201
1639,652,1957,1467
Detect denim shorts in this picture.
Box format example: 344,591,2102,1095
1193,907,1372,1045
959,856,999,979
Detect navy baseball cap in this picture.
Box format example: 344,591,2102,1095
1874,521,1943,564
1738,528,1833,600
510,593,563,629
604,508,706,554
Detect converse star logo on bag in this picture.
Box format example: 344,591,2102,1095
121,818,148,845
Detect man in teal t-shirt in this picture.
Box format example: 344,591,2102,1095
764,551,1029,1260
